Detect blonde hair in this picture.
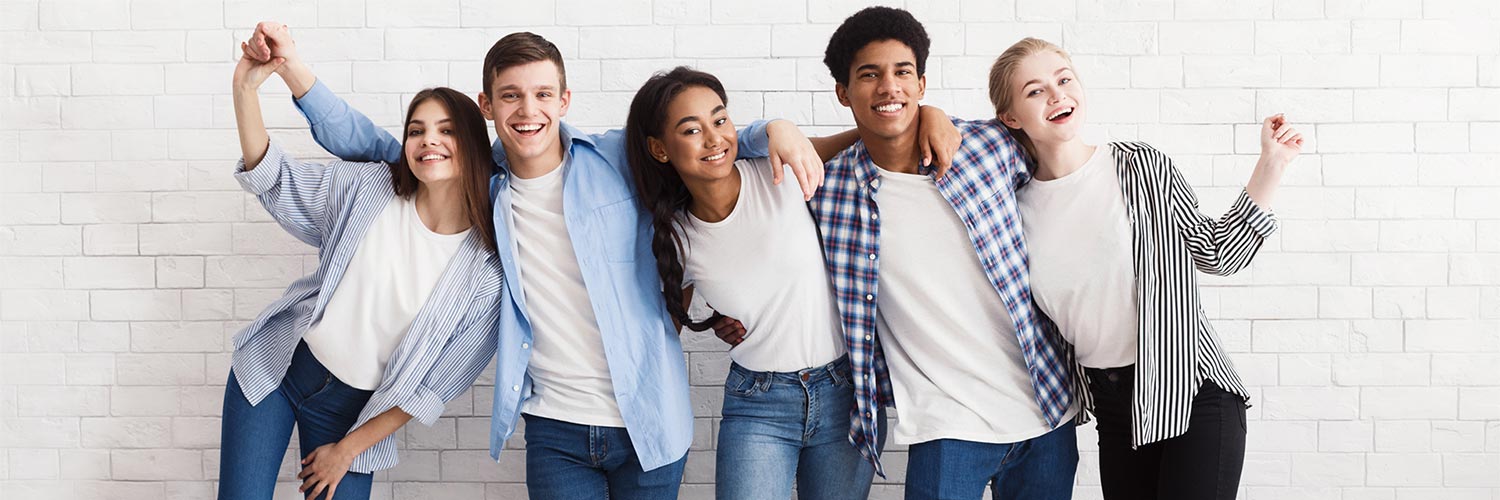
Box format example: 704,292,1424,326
986,37,1073,158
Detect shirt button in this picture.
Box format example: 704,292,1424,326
864,335,872,341
511,385,520,392
871,213,879,221
865,412,872,418
522,343,530,349
864,294,874,301
868,253,876,260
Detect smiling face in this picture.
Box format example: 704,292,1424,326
403,99,463,188
647,85,738,184
836,39,926,143
997,50,1087,148
478,60,571,170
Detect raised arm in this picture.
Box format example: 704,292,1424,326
246,21,402,164
231,40,285,168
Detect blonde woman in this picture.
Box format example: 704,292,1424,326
988,38,1302,500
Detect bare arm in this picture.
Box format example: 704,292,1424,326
231,47,285,169
297,407,413,499
1243,114,1303,211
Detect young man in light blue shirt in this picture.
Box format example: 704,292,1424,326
245,23,827,499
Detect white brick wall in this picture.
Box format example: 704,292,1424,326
0,1,1496,499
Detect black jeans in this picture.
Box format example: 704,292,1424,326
1087,366,1247,500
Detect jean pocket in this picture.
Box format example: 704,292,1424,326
724,369,761,397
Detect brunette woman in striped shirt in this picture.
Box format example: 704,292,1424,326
988,38,1303,500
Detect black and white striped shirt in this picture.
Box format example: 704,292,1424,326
1064,141,1278,448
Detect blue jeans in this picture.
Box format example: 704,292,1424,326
523,414,687,500
904,423,1078,500
219,342,375,500
716,355,880,500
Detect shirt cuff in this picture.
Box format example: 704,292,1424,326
397,384,447,426
293,79,336,126
234,141,288,196
1233,188,1279,238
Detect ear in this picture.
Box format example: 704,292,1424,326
999,109,1022,129
647,136,669,164
477,92,493,121
835,83,851,107
916,74,926,100
558,88,572,117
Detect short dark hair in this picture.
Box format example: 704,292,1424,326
482,32,566,96
822,6,931,87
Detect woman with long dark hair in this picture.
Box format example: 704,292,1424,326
624,66,956,500
220,30,502,500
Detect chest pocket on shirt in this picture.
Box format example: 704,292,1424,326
596,198,644,263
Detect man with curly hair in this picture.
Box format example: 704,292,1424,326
811,6,1082,499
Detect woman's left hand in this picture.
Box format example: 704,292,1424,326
1259,114,1303,167
766,120,826,201
299,442,356,499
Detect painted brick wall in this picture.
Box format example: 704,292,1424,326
1,0,1497,498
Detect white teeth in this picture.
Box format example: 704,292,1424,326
702,151,726,161
419,154,445,161
513,124,542,132
1048,108,1074,121
875,103,903,113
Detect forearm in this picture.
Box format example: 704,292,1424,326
1243,155,1288,211
335,407,412,458
811,129,860,163
278,58,317,99
233,87,270,169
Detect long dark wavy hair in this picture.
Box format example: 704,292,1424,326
624,66,730,332
391,87,498,254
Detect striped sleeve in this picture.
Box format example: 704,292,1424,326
1159,152,1278,276
398,283,502,426
234,141,333,247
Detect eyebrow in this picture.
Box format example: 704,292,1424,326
855,61,916,73
494,84,557,92
407,118,453,126
674,105,727,127
1023,67,1073,87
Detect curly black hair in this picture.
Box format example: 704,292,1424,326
822,6,931,87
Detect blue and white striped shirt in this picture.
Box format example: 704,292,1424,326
230,141,503,473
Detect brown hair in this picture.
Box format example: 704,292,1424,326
391,87,498,254
482,32,567,96
987,37,1073,159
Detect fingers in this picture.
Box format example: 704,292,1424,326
769,152,785,185
1274,124,1293,142
793,158,814,201
933,145,953,179
306,480,328,500
919,133,934,167
1284,132,1304,146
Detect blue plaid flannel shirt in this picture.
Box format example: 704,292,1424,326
809,118,1078,476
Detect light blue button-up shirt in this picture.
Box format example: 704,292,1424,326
294,81,771,470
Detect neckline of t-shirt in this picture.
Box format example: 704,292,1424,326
509,155,568,191
1026,144,1110,191
403,196,472,241
684,158,756,228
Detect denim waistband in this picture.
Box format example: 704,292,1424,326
728,354,851,386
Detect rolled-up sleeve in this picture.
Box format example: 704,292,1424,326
1164,154,1279,276
234,141,330,247
398,293,501,426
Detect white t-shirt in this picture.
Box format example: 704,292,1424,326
676,157,846,372
511,160,625,427
1018,144,1139,369
872,168,1058,445
303,196,469,391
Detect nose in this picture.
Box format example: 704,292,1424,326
877,73,901,96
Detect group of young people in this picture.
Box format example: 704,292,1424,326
221,6,1303,500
